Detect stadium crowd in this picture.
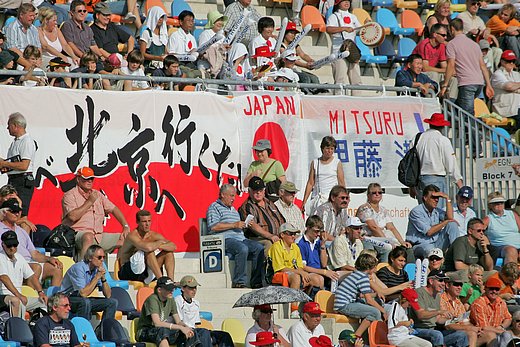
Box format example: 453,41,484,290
1,0,520,345
1,108,520,347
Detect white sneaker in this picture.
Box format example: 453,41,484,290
144,268,155,285
123,12,137,23
290,310,300,319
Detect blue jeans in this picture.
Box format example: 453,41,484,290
225,238,264,287
412,221,457,258
456,84,483,117
68,296,118,320
415,329,468,347
337,302,382,321
416,175,447,209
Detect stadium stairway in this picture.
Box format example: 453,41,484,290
105,254,358,344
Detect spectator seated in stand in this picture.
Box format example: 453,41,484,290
287,302,326,347
120,50,150,90
245,305,290,347
268,222,322,318
375,246,413,302
167,10,202,78
395,54,438,97
219,43,252,90
249,17,277,72
491,50,520,128
197,10,228,78
61,0,106,61
459,264,485,310
327,217,364,274
175,275,234,347
452,186,477,238
412,23,457,99
223,0,261,48
297,215,339,291
274,181,305,233
424,0,452,39
0,184,37,233
316,185,351,239
3,3,41,69
486,262,520,305
47,57,73,88
482,191,520,265
486,4,520,66
139,7,168,72
91,3,135,57
18,45,46,87
71,51,103,89
152,54,181,90
334,253,387,340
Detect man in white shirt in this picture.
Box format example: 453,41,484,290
167,10,202,78
0,230,47,318
414,113,463,210
274,182,305,233
0,112,36,216
287,302,326,347
453,186,477,239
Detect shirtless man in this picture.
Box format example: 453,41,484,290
117,210,176,284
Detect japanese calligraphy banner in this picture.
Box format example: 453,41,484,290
0,87,440,252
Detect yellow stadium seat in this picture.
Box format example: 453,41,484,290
130,318,157,347
314,290,359,324
352,8,372,25
113,260,144,290
198,319,213,330
376,262,389,271
221,318,246,347
57,256,75,277
21,285,38,298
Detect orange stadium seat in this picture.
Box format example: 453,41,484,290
301,5,326,33
137,287,154,312
401,10,424,37
368,321,397,347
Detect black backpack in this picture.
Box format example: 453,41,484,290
44,224,76,257
398,132,422,187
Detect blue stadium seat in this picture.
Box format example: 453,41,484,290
71,317,117,347
193,28,203,42
5,318,32,347
111,287,141,320
0,335,19,347
355,37,388,64
103,263,129,289
492,127,519,156
326,6,333,20
375,8,415,36
371,0,394,7
171,0,192,17
394,37,417,64
46,285,60,297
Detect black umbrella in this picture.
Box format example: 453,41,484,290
233,286,312,308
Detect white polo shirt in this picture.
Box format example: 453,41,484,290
0,251,34,295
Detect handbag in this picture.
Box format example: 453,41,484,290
262,161,281,202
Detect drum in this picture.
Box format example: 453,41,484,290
340,39,361,64
358,22,385,47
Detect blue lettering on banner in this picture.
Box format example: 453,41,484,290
394,139,413,158
335,139,349,163
353,140,382,178
203,249,223,273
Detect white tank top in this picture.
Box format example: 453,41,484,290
42,31,63,58
312,157,340,198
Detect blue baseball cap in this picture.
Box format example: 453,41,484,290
457,186,473,199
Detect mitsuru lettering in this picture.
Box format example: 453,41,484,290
329,109,404,135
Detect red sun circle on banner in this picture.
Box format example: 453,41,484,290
343,16,351,24
252,122,290,170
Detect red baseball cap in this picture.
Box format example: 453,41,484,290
401,288,420,310
309,335,333,347
303,302,324,314
485,277,502,289
502,50,517,61
250,332,280,346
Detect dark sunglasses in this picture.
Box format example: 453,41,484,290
451,282,463,287
470,228,486,233
370,191,383,195
487,287,500,291
286,232,300,237
339,196,350,200
6,243,18,248
429,256,442,262
75,9,88,13
95,255,105,260
431,195,441,200
515,320,520,323
435,278,447,282
260,309,273,314
350,226,363,230
436,33,448,38
471,1,481,6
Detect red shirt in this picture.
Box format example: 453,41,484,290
412,39,447,68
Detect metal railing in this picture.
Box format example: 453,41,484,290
0,69,420,94
443,99,520,215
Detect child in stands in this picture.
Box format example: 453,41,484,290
120,49,150,90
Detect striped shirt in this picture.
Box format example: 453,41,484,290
274,199,305,233
440,292,466,319
316,202,351,237
239,197,285,240
206,199,245,241
4,19,41,51
334,270,372,311
470,295,511,328
376,266,409,289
